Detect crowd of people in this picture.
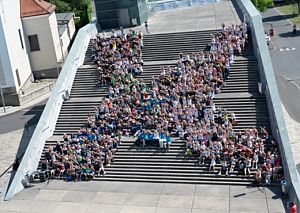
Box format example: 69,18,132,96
41,23,283,185
42,132,119,181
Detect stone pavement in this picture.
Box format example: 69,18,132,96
0,79,54,117
0,180,288,213
0,125,37,201
281,104,300,174
0,81,52,198
131,0,241,34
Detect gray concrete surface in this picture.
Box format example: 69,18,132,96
0,181,288,213
262,8,300,123
132,1,241,34
262,7,300,174
0,99,47,199
0,1,292,212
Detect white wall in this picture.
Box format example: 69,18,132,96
60,29,70,63
22,12,63,72
68,18,76,40
0,0,32,92
49,12,64,65
59,18,76,64
0,16,10,87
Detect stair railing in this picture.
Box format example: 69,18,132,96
232,0,300,207
5,22,98,200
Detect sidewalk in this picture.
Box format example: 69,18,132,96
262,8,300,122
0,180,288,212
0,80,54,199
0,79,55,117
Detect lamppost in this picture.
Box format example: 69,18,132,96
0,79,6,112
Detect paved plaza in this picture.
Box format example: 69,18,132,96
0,181,288,213
132,0,241,33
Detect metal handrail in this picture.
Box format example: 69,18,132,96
4,23,98,200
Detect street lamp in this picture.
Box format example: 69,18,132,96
0,79,6,112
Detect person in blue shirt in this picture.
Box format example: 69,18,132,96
166,133,172,149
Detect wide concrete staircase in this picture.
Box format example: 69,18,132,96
142,29,253,61
93,31,269,185
41,43,103,153
39,30,271,185
99,139,256,185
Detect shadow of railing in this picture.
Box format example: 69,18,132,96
0,103,46,198
262,14,298,23
278,31,300,38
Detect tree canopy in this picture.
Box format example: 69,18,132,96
251,0,274,12
289,0,300,14
50,0,93,28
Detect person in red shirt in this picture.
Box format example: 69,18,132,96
288,202,297,213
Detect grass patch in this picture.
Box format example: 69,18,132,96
277,4,300,26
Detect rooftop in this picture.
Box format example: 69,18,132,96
20,0,56,18
57,24,68,36
56,12,74,22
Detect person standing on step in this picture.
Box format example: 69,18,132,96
145,21,149,34
209,154,216,172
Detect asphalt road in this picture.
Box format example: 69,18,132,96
0,99,48,134
262,8,300,122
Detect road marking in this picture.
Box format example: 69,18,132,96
270,40,277,52
290,81,300,91
277,73,300,91
278,47,296,52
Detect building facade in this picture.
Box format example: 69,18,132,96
0,0,76,105
94,0,148,29
56,13,76,64
0,0,32,95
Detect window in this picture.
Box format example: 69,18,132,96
18,29,24,49
28,35,40,52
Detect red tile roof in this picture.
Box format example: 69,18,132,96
20,0,56,18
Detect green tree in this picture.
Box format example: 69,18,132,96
49,0,93,28
290,0,300,14
49,0,72,13
281,0,300,14
251,0,274,12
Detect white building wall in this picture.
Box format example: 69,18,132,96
58,17,76,64
60,30,70,62
49,12,64,65
0,0,32,92
22,12,63,72
0,15,12,87
68,18,76,40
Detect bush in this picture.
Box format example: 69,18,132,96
251,0,274,12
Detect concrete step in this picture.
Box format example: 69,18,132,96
103,165,254,172
79,177,255,185
70,94,107,97
94,174,254,183
103,170,255,178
